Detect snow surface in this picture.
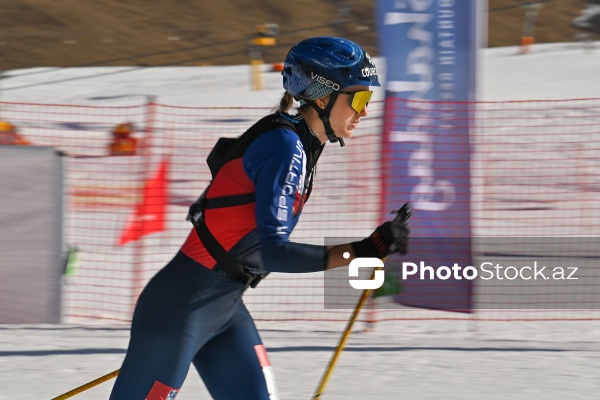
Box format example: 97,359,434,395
2,42,600,106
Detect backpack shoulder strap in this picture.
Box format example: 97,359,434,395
187,113,301,289
223,112,299,162
206,113,299,178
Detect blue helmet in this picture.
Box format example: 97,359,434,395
282,36,380,99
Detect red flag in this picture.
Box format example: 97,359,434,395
118,158,169,246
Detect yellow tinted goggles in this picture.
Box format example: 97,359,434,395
338,90,373,113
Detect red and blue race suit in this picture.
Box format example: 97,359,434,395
110,113,328,400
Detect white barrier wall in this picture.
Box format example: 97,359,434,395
0,146,64,323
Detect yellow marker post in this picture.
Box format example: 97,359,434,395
248,24,277,91
251,59,264,91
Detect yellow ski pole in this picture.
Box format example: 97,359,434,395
311,267,380,400
51,369,119,400
312,203,411,399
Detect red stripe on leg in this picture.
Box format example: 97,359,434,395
254,344,271,367
146,380,180,400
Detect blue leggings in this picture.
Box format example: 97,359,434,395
109,252,276,400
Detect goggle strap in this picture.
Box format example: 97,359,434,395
322,92,344,147
304,94,345,147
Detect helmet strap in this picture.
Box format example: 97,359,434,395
305,92,345,147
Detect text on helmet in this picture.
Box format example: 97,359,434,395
310,72,341,91
361,67,378,77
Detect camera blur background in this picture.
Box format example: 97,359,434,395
0,0,596,69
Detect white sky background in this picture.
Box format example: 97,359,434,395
2,43,600,399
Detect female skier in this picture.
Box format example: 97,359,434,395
109,36,410,400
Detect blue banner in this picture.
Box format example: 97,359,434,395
376,0,480,312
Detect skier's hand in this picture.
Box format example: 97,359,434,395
351,203,411,259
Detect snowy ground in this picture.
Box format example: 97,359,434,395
2,319,599,400
1,42,600,399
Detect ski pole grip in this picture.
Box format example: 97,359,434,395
394,203,412,223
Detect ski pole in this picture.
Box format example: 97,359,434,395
311,267,379,400
311,204,411,399
51,369,119,400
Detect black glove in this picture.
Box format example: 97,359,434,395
351,203,411,259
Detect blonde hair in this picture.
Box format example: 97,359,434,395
275,92,294,113
274,92,314,114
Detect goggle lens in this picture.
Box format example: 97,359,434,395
340,90,373,113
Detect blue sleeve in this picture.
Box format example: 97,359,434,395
243,129,327,273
